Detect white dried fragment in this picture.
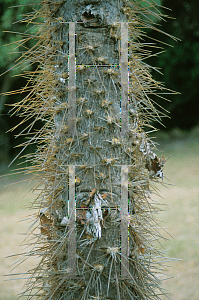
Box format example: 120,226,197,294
91,193,107,238
155,170,164,181
140,135,156,159
59,77,65,83
94,194,103,220
95,221,101,238
60,216,68,226
84,193,108,239
86,210,92,221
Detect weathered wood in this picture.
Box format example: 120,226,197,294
68,22,76,136
121,22,129,137
121,165,129,279
68,165,76,278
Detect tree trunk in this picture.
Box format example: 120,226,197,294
13,0,169,299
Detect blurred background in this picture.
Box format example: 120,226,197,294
0,0,199,299
0,0,199,166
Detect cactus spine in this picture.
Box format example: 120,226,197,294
11,0,173,299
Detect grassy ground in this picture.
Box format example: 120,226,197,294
0,173,38,300
0,133,199,299
153,133,199,300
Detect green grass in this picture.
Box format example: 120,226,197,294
0,134,199,299
0,174,37,300
153,134,199,299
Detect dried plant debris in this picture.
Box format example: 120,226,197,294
5,0,176,299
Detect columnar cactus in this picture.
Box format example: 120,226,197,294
11,0,173,299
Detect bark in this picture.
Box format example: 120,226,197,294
40,2,132,298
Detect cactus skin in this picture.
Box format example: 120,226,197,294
10,0,173,299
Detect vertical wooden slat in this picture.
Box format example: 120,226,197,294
68,22,76,136
121,22,129,137
121,22,129,278
121,165,129,278
68,165,76,278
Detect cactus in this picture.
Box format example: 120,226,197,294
9,0,175,299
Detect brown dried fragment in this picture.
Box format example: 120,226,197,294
39,212,53,237
145,155,166,175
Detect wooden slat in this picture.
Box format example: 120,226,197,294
121,23,130,278
121,165,130,278
121,22,129,137
68,165,76,278
68,22,76,136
